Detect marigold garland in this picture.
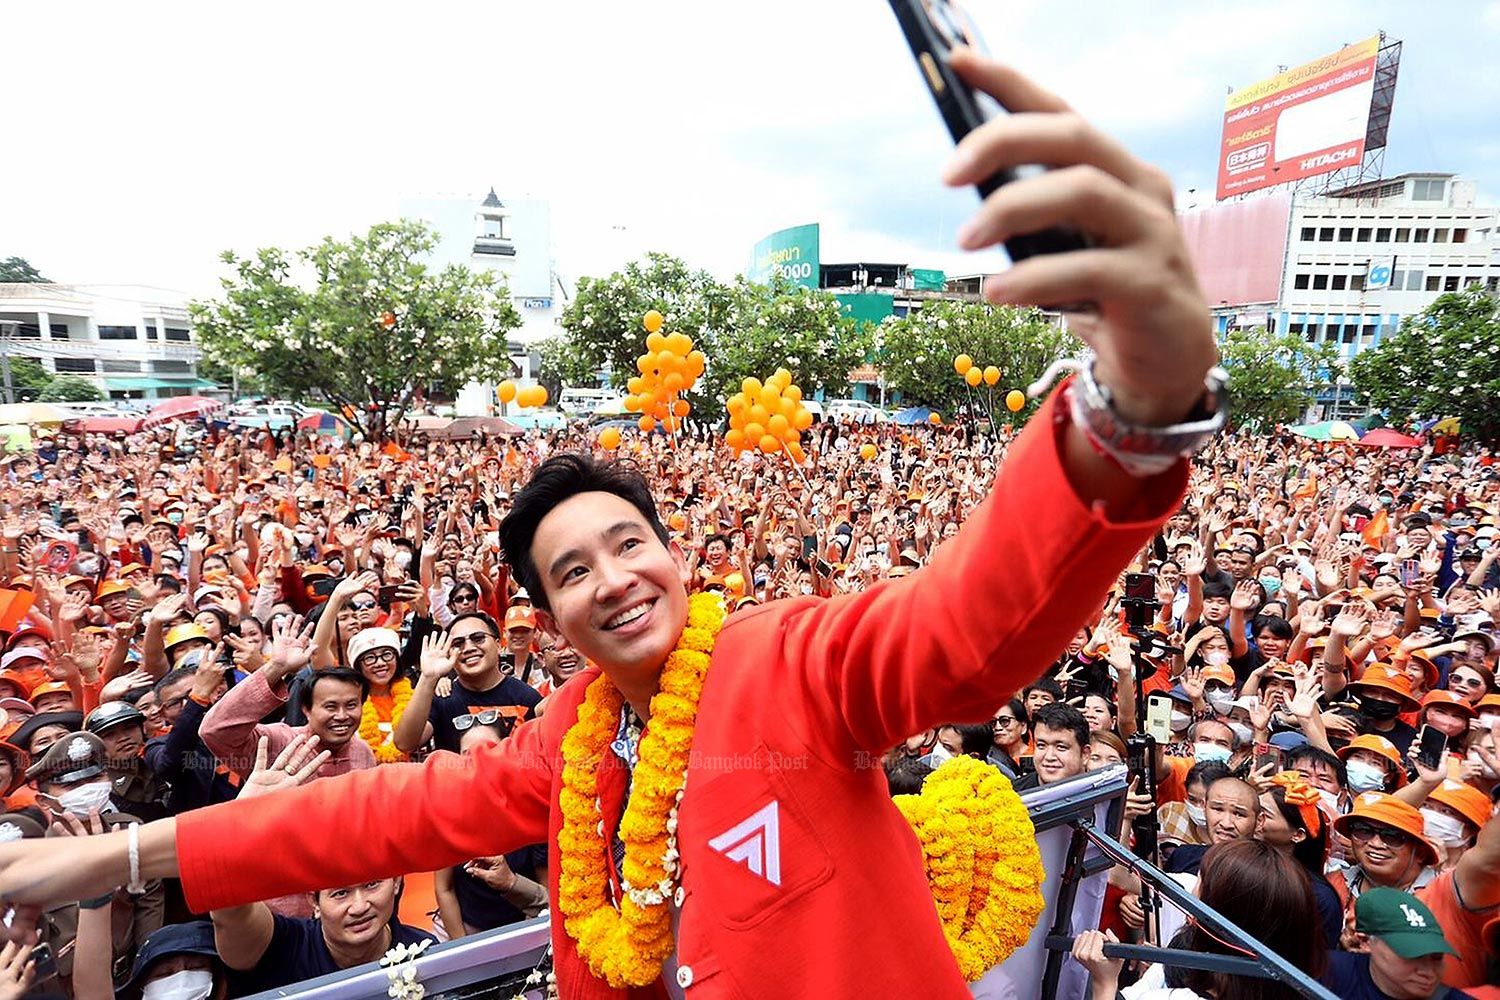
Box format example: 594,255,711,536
360,678,414,764
894,755,1046,981
556,592,725,988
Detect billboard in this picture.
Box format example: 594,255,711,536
1216,36,1381,200
748,223,820,289
1179,193,1292,307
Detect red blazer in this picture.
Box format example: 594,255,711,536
176,389,1186,999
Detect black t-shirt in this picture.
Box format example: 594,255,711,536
228,915,436,997
452,843,548,932
1328,708,1418,757
1322,951,1475,1000
428,675,540,753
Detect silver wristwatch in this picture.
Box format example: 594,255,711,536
1067,358,1229,477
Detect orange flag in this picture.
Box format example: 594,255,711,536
1362,508,1389,547
1294,474,1318,501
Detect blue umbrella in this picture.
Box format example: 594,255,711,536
892,406,937,426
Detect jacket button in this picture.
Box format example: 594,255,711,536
675,965,694,988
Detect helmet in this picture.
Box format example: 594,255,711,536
85,700,147,736
164,623,209,650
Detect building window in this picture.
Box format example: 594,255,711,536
163,328,191,342
1453,229,1468,243
1413,228,1430,243
1405,270,1423,291
1338,227,1354,241
54,358,96,373
1412,178,1445,201
1445,276,1460,292
1362,324,1378,345
101,360,142,373
1395,228,1411,242
1332,274,1348,290
1319,227,1335,241
98,325,138,340
1313,274,1329,289
1294,274,1310,289
1391,270,1405,288
1376,227,1392,242
1342,325,1358,344
1356,227,1372,241
1378,180,1405,199
1300,227,1316,241
1488,277,1499,293
12,325,42,338
153,359,191,373
1434,228,1449,243
1351,274,1365,291
1426,276,1441,291
1467,277,1482,289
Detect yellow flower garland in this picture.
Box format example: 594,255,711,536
360,678,414,764
894,755,1046,981
556,592,724,988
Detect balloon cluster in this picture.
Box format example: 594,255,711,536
954,355,1026,414
724,368,813,462
623,310,704,434
497,380,548,409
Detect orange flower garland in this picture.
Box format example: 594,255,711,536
556,592,724,988
894,755,1045,981
360,678,414,764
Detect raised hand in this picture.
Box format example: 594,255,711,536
419,632,458,681
1286,669,1325,720
1179,662,1206,703
238,734,330,801
1230,579,1260,612
1330,603,1370,639
268,615,313,676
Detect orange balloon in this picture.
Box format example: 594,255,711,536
773,368,793,387
859,443,877,460
744,422,766,442
687,351,706,376
599,427,622,450
954,354,973,375
777,395,798,418
748,404,770,427
742,377,763,397
643,309,664,334
637,354,654,375
727,394,747,416
787,441,806,464
639,415,656,432
662,372,685,394
645,331,666,354
380,311,396,330
651,401,669,420
783,384,802,405
767,414,790,438
672,399,691,418
1006,389,1026,412
965,367,983,387
623,395,641,412
497,380,517,403
793,408,814,431
626,376,645,395
758,434,782,454
533,386,548,407
983,365,1000,386
725,428,746,451
666,332,693,356
929,412,942,425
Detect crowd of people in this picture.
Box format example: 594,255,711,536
0,405,1497,1000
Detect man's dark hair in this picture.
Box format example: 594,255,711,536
883,755,933,796
298,667,370,712
154,667,196,697
155,574,183,594
499,454,669,613
1202,581,1233,600
1185,759,1232,791
448,582,481,604
447,611,499,639
704,533,731,552
1252,615,1294,640
1031,703,1089,750
1286,745,1346,787
1024,676,1065,702
946,721,996,758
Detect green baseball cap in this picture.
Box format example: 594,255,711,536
1355,888,1457,958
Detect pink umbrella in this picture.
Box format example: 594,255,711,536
141,395,226,429
1357,428,1423,450
80,415,144,434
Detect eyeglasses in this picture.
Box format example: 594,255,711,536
994,716,1020,727
449,632,492,649
358,649,398,666
1344,820,1414,848
452,709,514,734
346,599,377,612
1449,675,1485,689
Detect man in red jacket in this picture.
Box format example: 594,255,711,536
0,49,1219,999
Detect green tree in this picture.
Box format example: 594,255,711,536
701,276,871,408
5,357,54,401
190,221,521,439
877,300,1080,425
534,335,600,403
0,257,47,283
558,253,730,388
1218,326,1335,431
1349,287,1500,441
38,377,104,402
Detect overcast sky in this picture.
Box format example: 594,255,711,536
7,0,1499,300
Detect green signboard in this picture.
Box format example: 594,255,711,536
749,223,820,289
835,293,894,325
910,268,946,291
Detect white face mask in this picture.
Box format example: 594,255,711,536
1185,801,1207,828
927,742,954,767
56,781,113,817
1318,789,1342,816
1227,722,1253,746
1420,808,1469,848
1206,690,1235,715
1467,750,1499,780
1170,711,1192,733
294,531,314,547
1345,759,1387,793
141,968,213,1000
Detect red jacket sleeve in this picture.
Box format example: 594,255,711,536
741,383,1187,758
176,708,558,912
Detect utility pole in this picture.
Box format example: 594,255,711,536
0,322,15,404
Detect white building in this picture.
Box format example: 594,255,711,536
1182,172,1500,418
0,283,210,402
398,190,563,416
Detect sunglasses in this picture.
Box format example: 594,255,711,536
346,599,378,612
449,632,492,649
1344,820,1414,848
451,593,478,604
1450,675,1485,688
453,709,514,733
994,716,1020,727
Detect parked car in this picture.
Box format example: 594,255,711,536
823,398,888,424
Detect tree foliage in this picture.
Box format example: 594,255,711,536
0,257,47,283
534,335,599,402
1348,287,1500,442
5,358,53,401
877,300,1079,425
38,377,104,402
189,220,521,439
1218,326,1336,431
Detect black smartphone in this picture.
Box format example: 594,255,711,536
886,0,1090,261
377,584,404,606
30,943,58,984
1124,573,1156,601
1415,725,1448,771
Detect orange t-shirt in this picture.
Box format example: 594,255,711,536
1417,870,1497,990
1155,755,1193,805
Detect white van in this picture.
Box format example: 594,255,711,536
558,386,618,416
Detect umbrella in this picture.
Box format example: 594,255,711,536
436,416,522,438
892,406,938,426
1357,428,1422,450
0,402,68,426
80,415,144,434
296,412,352,437
401,414,453,433
142,395,225,429
1289,420,1362,442
1432,417,1461,435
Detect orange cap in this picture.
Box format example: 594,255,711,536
1427,779,1492,831
1338,733,1408,788
503,605,536,632
1350,665,1421,713
1201,663,1236,687
95,579,132,601
1333,792,1439,866
1420,690,1474,717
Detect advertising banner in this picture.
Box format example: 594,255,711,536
1216,36,1380,200
748,224,820,289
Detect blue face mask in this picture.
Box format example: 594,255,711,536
1345,759,1387,793
1259,576,1282,596
1193,742,1232,764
